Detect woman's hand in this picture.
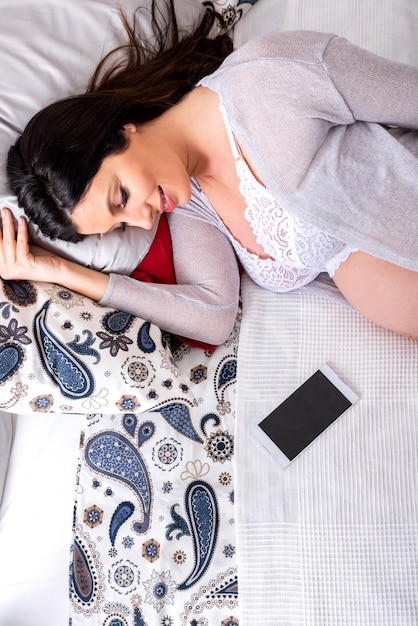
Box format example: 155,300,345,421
0,207,66,283
0,207,110,301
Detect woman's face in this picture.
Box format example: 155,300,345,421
71,124,191,235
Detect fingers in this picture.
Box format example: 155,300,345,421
16,215,30,257
0,209,60,284
1,208,30,254
0,208,32,280
1,208,18,261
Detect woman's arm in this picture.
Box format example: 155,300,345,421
100,212,240,345
323,35,418,129
0,208,240,345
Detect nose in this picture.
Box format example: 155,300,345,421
125,197,158,231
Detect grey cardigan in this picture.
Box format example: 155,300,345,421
200,30,418,270
101,31,418,343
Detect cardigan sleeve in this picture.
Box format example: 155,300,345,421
322,35,418,129
99,211,240,345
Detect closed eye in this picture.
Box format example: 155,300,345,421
120,186,128,208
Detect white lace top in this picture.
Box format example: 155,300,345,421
215,105,356,292
180,105,356,293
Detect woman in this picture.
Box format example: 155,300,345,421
2,1,418,343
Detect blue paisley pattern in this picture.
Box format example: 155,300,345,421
217,357,237,391
101,310,135,335
137,321,156,353
150,401,204,443
33,301,95,399
202,0,258,27
71,304,241,624
138,420,156,447
178,481,219,590
1,279,37,310
85,432,153,535
122,413,138,437
71,537,95,604
0,279,197,413
109,502,135,546
0,250,243,623
0,342,25,384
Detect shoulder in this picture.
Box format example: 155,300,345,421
199,31,339,94
221,31,338,68
199,30,343,117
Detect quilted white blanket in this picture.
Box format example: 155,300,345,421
235,275,418,625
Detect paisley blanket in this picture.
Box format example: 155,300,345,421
0,267,241,624
69,317,241,625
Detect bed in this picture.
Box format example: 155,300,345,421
0,1,417,625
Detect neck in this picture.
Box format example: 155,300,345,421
161,86,229,181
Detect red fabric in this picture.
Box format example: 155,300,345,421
130,214,215,351
130,213,176,285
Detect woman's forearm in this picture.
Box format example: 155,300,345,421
100,212,241,345
60,258,110,301
1,207,240,345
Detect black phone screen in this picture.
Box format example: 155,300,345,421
258,368,355,462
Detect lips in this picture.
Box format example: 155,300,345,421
158,186,176,213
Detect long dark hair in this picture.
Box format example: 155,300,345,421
6,1,232,242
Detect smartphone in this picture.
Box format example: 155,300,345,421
253,364,359,468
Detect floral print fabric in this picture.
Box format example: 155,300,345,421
0,278,198,415
70,314,241,625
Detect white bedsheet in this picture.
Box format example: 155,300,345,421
235,275,418,625
234,0,418,63
234,4,418,621
0,414,84,626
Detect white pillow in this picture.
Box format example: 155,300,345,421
0,0,204,273
0,0,257,273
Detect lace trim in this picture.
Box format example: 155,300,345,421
218,105,355,291
325,244,356,277
234,243,318,292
